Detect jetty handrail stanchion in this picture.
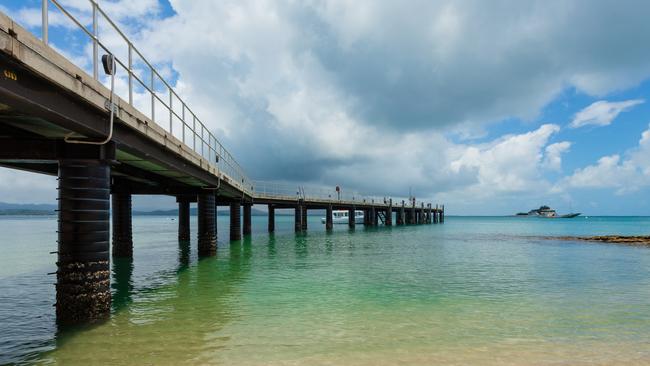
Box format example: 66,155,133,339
127,43,133,105
42,0,48,44
92,1,98,80
169,88,173,134
150,68,155,122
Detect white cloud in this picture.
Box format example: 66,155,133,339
560,124,650,194
543,141,571,171
447,124,561,196
569,99,644,128
0,169,57,204
4,0,650,214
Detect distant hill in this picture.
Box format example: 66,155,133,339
0,202,56,215
0,202,325,216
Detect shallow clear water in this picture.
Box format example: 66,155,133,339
1,215,650,365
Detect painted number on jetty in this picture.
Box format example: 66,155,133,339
3,69,17,81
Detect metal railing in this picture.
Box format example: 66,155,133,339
40,0,251,192
252,181,425,206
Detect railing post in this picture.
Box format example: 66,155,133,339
92,1,98,80
169,89,173,134
201,125,204,158
150,68,155,122
128,43,133,105
181,103,185,143
42,0,48,44
193,116,197,152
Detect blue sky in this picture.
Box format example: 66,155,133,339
1,0,650,215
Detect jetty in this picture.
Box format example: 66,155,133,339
0,1,444,325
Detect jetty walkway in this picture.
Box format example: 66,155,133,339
0,1,444,325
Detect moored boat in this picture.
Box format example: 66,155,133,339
515,205,580,218
321,210,364,224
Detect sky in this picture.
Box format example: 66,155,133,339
1,0,650,215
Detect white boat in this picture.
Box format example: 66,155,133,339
321,210,364,224
515,205,580,218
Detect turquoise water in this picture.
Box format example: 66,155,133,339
1,215,650,365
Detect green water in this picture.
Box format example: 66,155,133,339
1,215,650,365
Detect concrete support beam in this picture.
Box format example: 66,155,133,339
348,207,356,229
397,203,405,226
111,193,133,258
230,202,241,241
386,200,393,226
410,202,416,225
56,159,111,325
295,203,302,232
434,204,439,224
326,204,333,231
243,203,252,236
177,196,191,241
419,203,425,225
197,193,217,256
268,204,275,233
301,203,308,231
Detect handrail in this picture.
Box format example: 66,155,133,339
251,181,439,208
41,0,252,192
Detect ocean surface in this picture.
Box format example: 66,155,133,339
1,215,650,365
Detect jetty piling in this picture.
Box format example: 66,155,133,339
243,203,252,236
370,206,377,226
326,204,333,231
268,204,275,233
57,158,112,325
295,201,304,233
434,204,439,224
177,196,192,241
410,200,416,225
397,202,405,226
301,203,308,231
111,192,133,258
230,202,241,241
197,193,217,256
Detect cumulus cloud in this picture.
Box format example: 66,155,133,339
569,99,644,128
3,0,650,213
448,124,561,195
560,125,650,194
131,0,650,191
543,141,572,171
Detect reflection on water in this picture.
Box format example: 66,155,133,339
112,257,134,312
0,216,650,365
177,240,191,272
